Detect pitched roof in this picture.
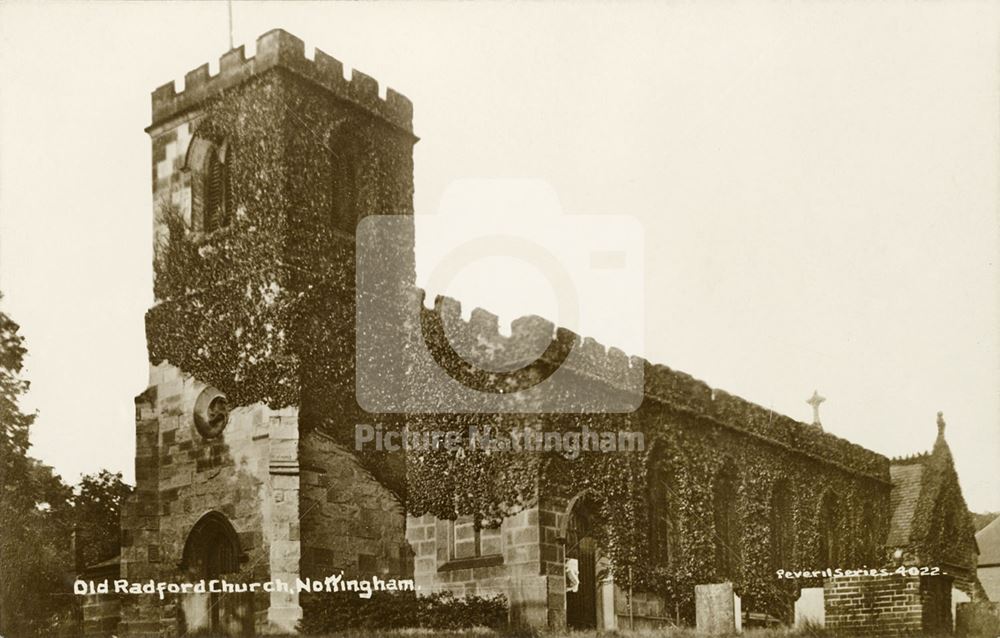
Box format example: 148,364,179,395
889,462,925,546
977,515,1000,566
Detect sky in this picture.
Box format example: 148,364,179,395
0,1,998,511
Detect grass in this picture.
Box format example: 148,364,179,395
252,621,961,638
264,626,842,638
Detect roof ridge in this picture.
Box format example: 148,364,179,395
890,450,931,464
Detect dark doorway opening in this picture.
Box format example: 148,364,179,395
181,511,253,636
566,499,598,629
921,575,953,635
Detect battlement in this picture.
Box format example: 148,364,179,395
150,29,413,133
411,288,889,478
411,289,644,398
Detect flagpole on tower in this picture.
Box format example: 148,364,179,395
227,0,235,50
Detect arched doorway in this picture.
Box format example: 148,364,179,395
180,512,252,636
565,498,598,629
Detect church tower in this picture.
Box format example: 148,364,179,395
122,30,416,635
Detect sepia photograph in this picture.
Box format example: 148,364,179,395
0,2,998,637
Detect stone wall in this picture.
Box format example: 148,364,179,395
298,429,409,582
82,586,121,638
132,24,420,635
407,493,669,630
119,362,301,636
407,496,565,628
404,291,893,624
956,600,1000,636
79,558,123,637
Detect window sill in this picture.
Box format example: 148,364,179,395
188,224,236,245
437,554,503,572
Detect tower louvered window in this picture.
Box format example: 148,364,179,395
203,143,231,232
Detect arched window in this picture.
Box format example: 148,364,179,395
943,507,958,544
860,500,878,565
770,480,797,623
713,459,742,580
647,448,674,566
184,135,233,233
935,499,961,564
770,480,794,571
818,491,841,568
329,151,356,233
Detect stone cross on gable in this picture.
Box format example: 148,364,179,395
807,390,826,427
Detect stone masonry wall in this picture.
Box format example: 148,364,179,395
407,500,559,628
119,362,301,636
407,493,620,629
82,591,121,637
823,573,924,635
298,430,409,583
136,26,417,635
406,493,674,630
542,493,670,630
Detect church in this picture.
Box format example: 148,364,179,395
81,29,982,637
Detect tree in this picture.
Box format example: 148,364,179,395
72,470,132,569
973,511,1000,532
0,294,33,504
1,460,74,637
0,294,136,636
1,296,35,635
0,296,75,636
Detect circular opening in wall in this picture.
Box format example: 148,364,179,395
193,387,230,439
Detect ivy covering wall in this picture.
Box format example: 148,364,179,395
893,431,982,597
148,68,415,497
148,68,898,624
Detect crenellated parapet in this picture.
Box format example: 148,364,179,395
410,289,645,404
150,29,413,133
410,287,889,478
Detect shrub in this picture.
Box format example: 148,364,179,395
299,589,508,633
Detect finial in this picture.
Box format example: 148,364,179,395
807,390,826,427
936,411,946,436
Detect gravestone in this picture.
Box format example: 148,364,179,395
951,587,970,631
695,582,740,635
794,587,825,628
734,591,742,632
